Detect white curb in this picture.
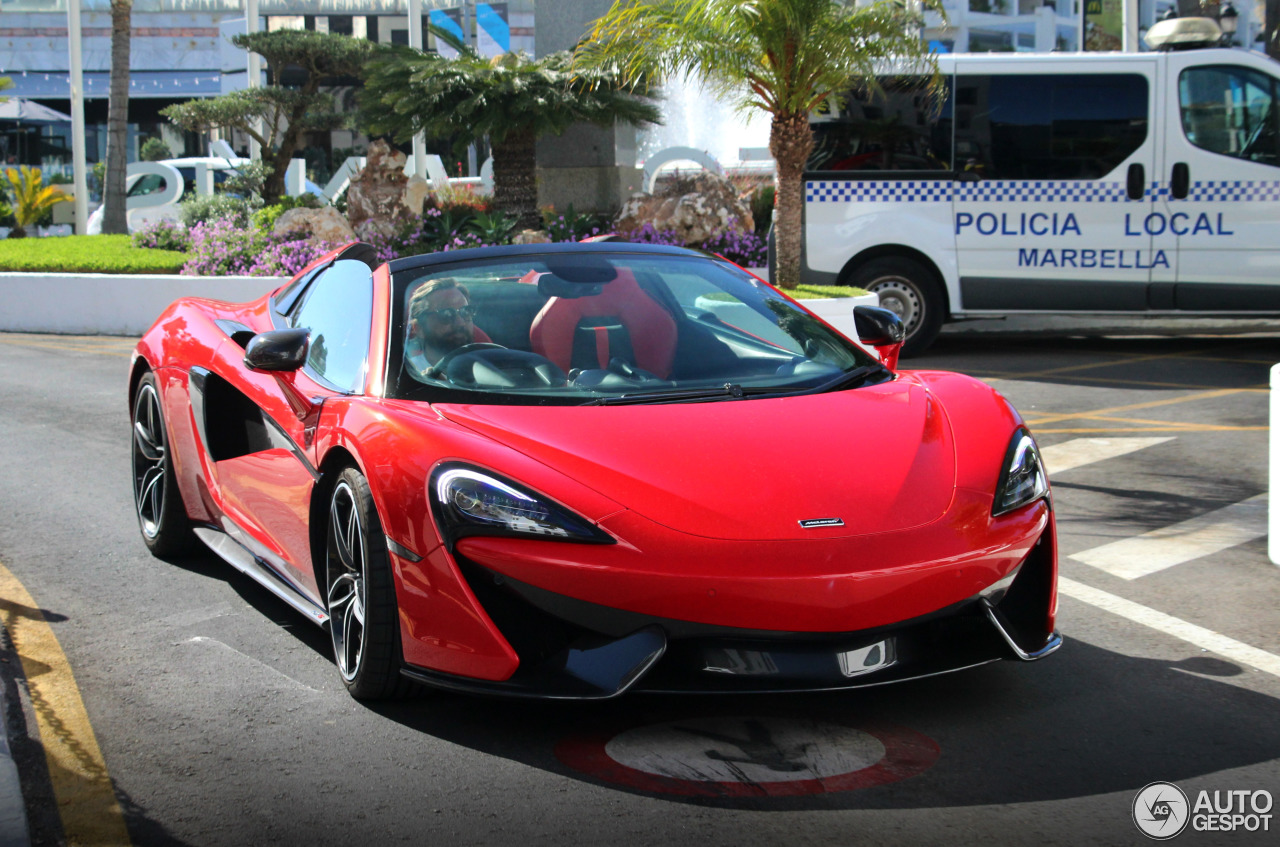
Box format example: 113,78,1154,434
0,273,288,336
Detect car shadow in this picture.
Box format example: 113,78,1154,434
362,636,1280,810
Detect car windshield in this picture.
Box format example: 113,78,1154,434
386,249,885,405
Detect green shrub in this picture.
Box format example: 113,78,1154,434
749,185,775,237
139,138,172,161
179,193,254,227
251,194,322,233
0,234,187,273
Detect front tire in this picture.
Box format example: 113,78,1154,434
131,372,195,557
849,257,945,358
325,467,411,700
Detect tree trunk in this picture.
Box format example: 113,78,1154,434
102,0,132,235
490,127,540,231
769,112,814,290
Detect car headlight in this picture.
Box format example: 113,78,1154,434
430,464,612,545
993,429,1050,517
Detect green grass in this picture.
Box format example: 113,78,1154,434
790,284,869,299
0,234,188,274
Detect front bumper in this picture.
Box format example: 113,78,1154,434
399,518,1060,699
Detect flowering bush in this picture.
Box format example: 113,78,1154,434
623,222,682,246
181,217,336,276
698,227,768,267
545,205,607,242
131,218,191,253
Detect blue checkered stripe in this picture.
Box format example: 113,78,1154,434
807,181,953,202
1146,180,1280,202
807,179,1280,203
955,181,1129,202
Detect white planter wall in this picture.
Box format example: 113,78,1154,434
0,273,288,336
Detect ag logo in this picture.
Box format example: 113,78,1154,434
1133,782,1190,840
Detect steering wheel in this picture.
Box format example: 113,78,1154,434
425,343,506,380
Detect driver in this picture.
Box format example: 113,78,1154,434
405,277,483,374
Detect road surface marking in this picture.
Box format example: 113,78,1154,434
183,637,319,692
0,336,132,358
1059,577,1280,678
556,717,939,797
1070,494,1267,579
1033,425,1267,434
0,560,132,846
1040,437,1174,475
1023,388,1251,428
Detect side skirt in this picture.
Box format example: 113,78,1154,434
192,525,329,627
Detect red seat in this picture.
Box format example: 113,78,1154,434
529,269,677,378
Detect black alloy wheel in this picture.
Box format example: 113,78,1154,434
325,467,413,700
131,373,195,557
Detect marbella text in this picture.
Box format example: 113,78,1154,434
953,211,1236,270
1190,789,1273,832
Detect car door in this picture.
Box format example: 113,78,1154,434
1159,53,1280,310
201,259,375,601
951,59,1163,312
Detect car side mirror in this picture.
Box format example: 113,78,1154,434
854,306,905,370
244,328,310,372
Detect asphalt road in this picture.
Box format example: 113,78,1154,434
1,325,1279,846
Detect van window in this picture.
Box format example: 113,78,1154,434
954,73,1148,179
1179,66,1280,167
808,76,952,172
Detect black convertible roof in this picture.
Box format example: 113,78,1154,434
385,241,704,276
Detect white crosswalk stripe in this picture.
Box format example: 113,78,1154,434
1039,436,1174,476
1069,494,1268,579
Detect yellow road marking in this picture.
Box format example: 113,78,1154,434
972,371,1267,391
1023,388,1248,427
1033,425,1269,434
0,337,132,358
0,561,131,846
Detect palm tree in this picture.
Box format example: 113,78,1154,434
3,166,73,238
576,0,938,289
101,0,132,235
360,43,660,229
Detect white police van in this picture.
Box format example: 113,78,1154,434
804,19,1280,355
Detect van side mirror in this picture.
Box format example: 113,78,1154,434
854,306,905,370
245,328,310,372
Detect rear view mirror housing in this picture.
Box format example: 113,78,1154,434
854,306,905,370
244,328,310,372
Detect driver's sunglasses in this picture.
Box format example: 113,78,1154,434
420,305,478,323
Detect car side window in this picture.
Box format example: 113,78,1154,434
1179,65,1280,167
288,259,374,393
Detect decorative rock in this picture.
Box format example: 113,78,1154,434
614,171,754,245
512,229,552,245
346,139,411,233
404,176,431,217
273,206,356,244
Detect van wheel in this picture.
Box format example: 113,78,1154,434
849,257,944,357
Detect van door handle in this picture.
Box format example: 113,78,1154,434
1127,163,1145,200
1171,162,1190,199
953,170,981,183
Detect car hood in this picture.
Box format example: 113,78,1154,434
436,378,956,540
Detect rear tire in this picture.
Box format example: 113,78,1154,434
849,257,945,358
130,372,196,557
325,467,414,700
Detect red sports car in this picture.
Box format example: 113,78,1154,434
130,241,1059,700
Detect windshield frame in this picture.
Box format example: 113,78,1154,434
384,244,884,406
